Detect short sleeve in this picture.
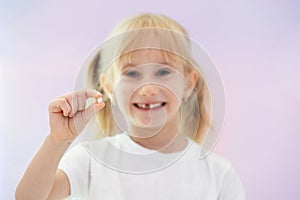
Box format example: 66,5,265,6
58,144,91,199
218,164,246,200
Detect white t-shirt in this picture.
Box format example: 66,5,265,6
58,133,246,200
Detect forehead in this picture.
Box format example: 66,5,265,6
118,49,179,68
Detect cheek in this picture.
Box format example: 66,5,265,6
166,89,184,108
113,80,136,109
162,77,186,101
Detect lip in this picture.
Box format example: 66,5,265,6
133,102,167,111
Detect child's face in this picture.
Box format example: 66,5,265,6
108,49,191,133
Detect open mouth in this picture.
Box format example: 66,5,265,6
133,102,166,110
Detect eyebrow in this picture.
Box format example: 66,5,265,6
120,63,136,71
121,61,176,70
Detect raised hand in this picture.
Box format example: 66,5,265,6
48,89,105,142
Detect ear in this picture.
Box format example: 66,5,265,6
184,70,199,100
100,74,114,101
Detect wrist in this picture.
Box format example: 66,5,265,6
45,134,74,148
47,131,76,144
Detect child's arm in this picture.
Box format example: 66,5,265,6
15,135,71,200
15,89,105,200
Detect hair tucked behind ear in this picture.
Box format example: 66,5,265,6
186,73,211,144
86,52,115,137
87,52,100,89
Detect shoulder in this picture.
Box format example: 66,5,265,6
203,152,232,173
187,143,241,184
201,153,246,199
187,141,232,173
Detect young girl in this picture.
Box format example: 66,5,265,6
16,14,245,200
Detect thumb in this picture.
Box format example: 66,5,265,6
83,101,105,124
74,102,105,133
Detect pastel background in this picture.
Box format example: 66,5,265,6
1,0,300,199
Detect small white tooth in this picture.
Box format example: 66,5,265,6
137,103,163,109
149,103,162,109
97,97,103,103
138,103,145,108
150,104,156,109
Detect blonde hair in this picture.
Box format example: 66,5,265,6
87,13,211,144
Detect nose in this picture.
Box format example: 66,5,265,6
138,84,158,97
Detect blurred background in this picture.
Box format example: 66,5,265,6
1,0,300,199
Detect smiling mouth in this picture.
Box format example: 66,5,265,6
133,102,166,110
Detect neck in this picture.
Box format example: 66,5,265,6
128,121,187,153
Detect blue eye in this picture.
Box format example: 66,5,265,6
125,70,139,78
156,68,171,76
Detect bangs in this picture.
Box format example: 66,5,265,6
119,28,190,57
112,28,193,71
116,48,188,74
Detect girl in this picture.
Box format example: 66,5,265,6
16,14,246,200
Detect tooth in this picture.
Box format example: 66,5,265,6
97,97,102,103
138,103,147,108
136,103,163,109
150,104,157,108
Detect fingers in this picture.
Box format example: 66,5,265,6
48,98,71,117
63,89,102,117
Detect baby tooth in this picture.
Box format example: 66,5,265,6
97,97,103,103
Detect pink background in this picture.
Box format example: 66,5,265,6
1,0,300,199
